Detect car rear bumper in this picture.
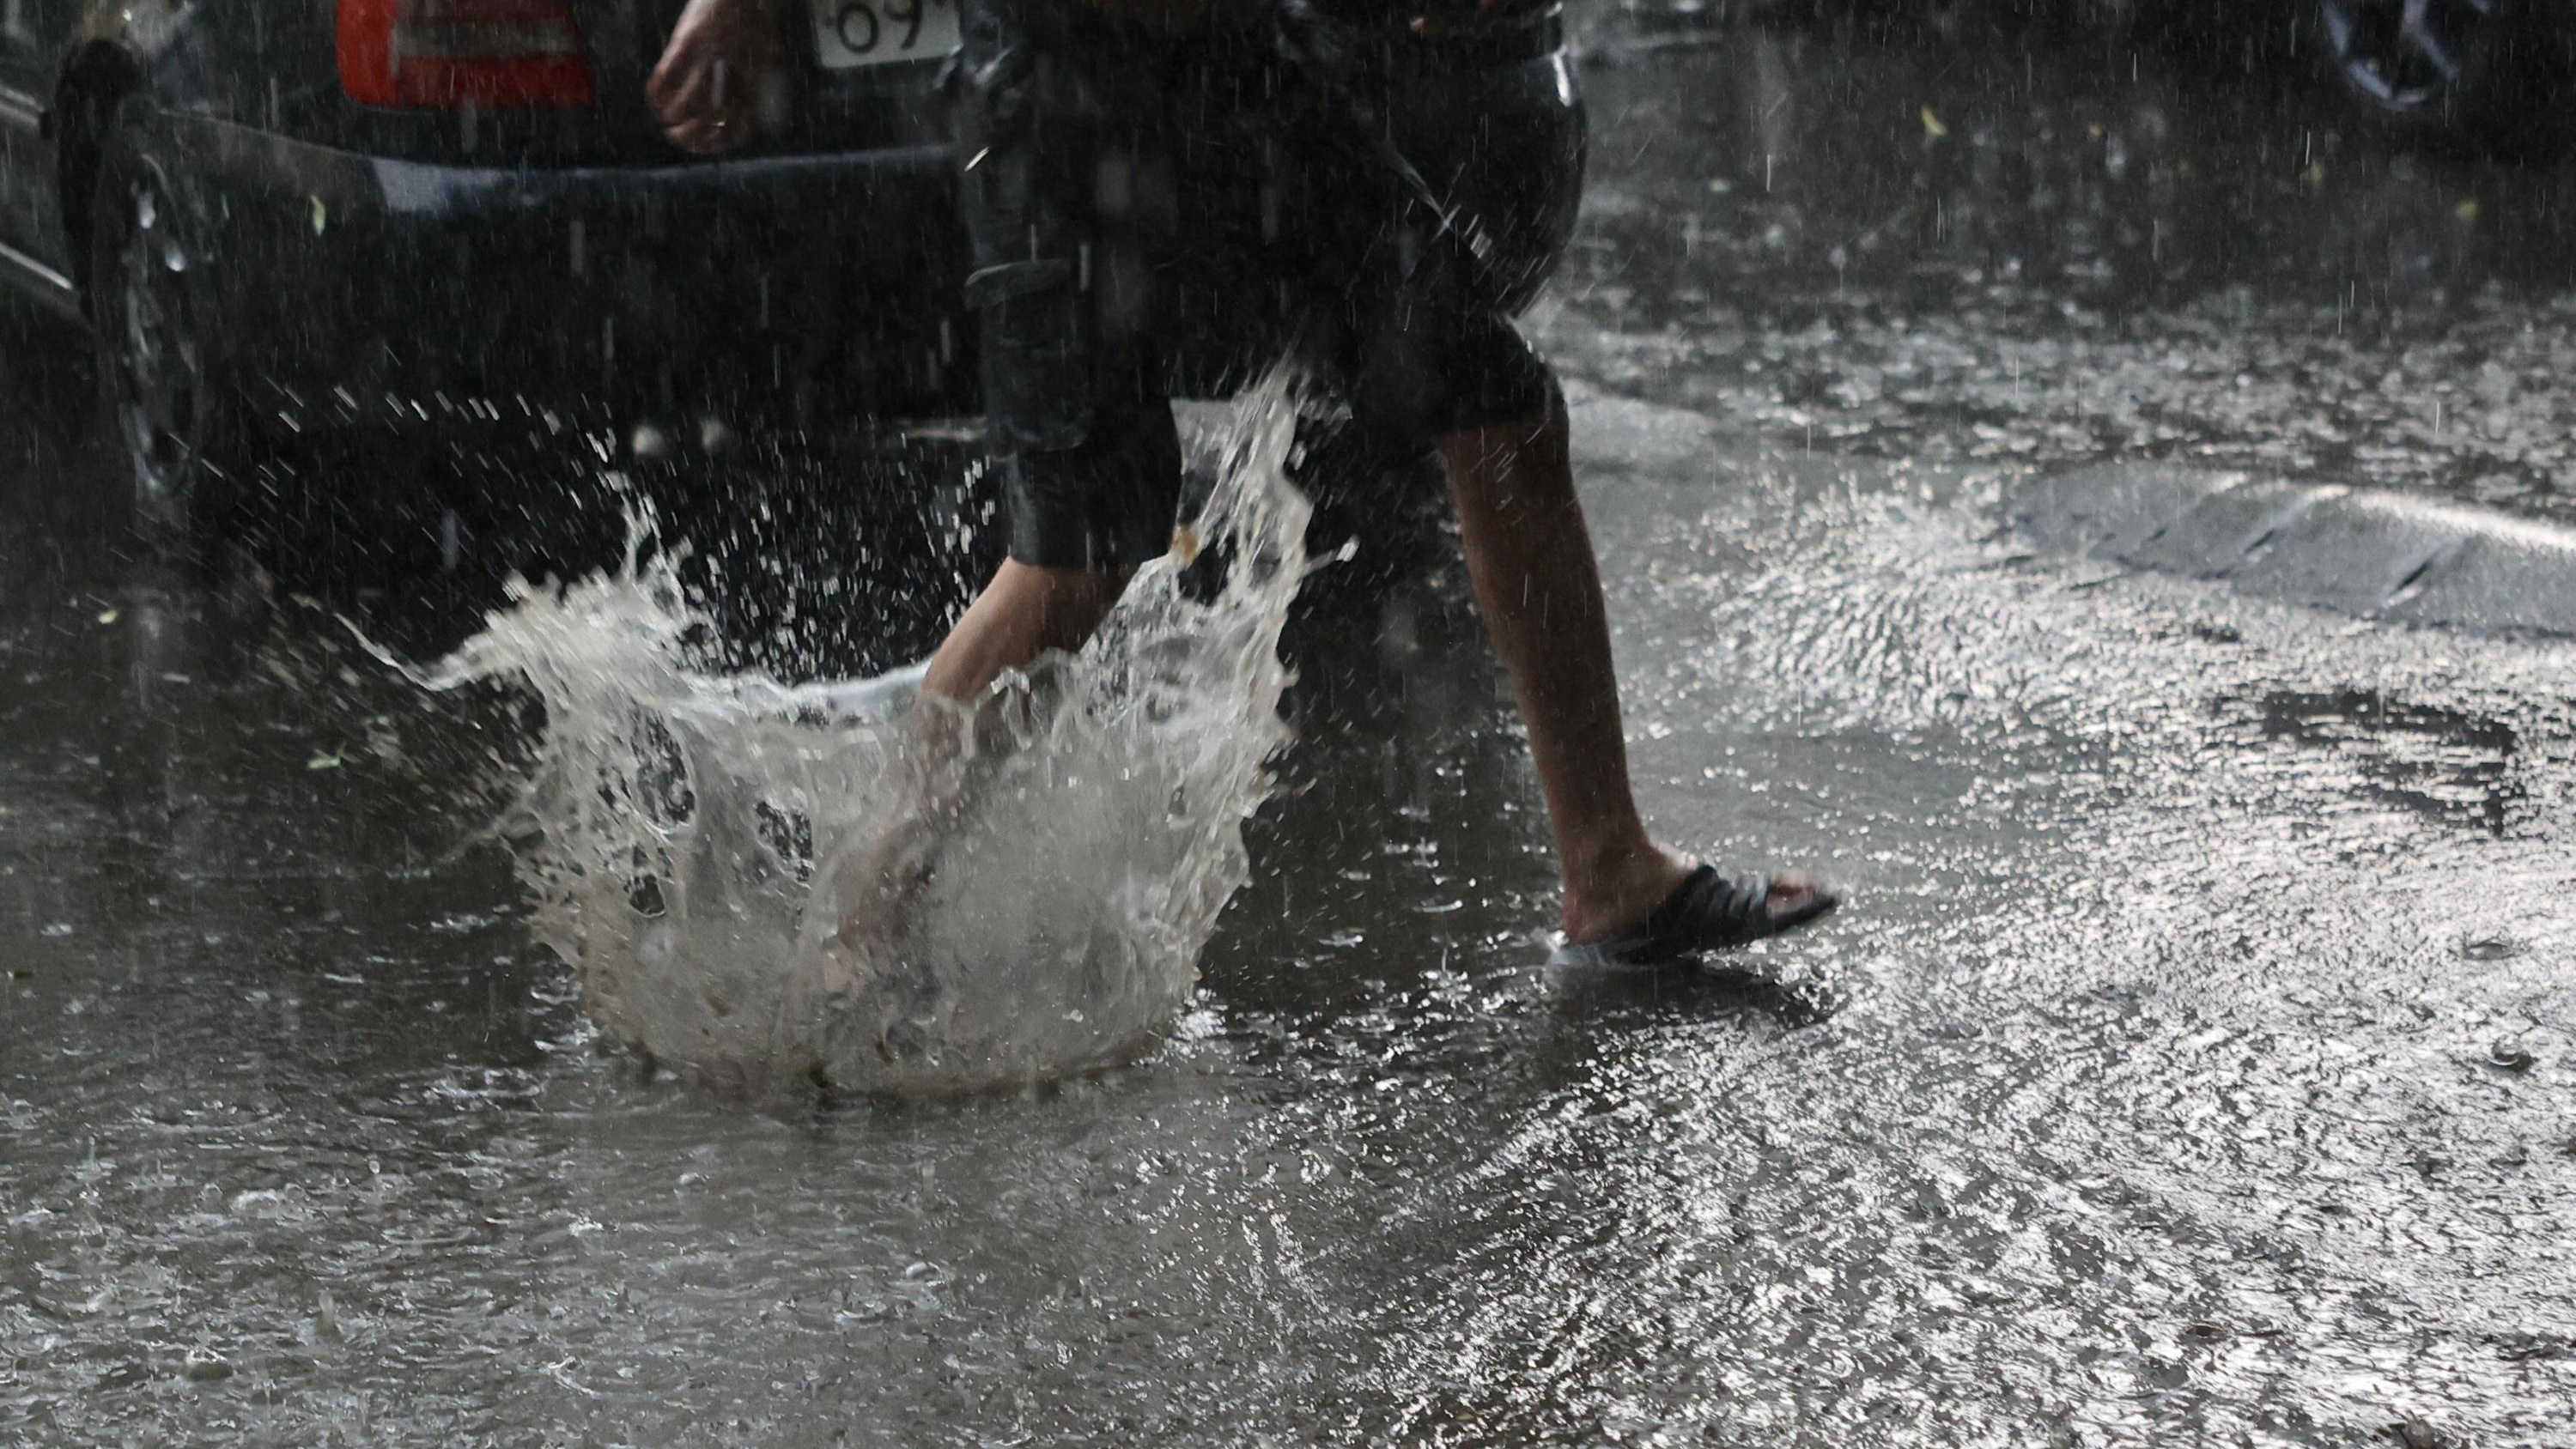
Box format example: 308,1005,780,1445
154,111,975,440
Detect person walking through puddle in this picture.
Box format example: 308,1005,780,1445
650,0,1839,967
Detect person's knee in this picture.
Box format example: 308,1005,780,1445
1435,377,1572,514
1022,561,1132,623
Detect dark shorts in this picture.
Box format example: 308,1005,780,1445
952,0,1559,571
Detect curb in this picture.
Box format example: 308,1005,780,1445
1561,380,2576,640
2007,464,2576,639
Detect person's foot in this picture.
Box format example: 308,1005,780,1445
1551,862,1839,969
830,806,950,959
1558,847,1696,946
826,689,1000,961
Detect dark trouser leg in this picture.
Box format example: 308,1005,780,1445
939,0,1182,713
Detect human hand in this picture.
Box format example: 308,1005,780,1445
647,0,782,155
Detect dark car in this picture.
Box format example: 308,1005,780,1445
0,1,1583,538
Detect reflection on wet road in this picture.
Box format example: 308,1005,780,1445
1552,9,2576,517
7,15,2576,1449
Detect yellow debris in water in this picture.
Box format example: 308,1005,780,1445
1921,106,1948,140
1170,523,1202,564
2456,197,2482,224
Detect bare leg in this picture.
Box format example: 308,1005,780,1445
922,559,1132,706
1433,393,1821,944
833,560,1129,952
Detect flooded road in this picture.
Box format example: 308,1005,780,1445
9,12,2576,1449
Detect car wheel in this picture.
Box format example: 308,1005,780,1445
2314,0,2561,153
89,108,240,545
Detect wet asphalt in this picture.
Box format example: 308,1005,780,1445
1555,3,2576,520
7,10,2576,1447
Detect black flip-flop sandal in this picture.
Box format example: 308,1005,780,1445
1547,864,1841,969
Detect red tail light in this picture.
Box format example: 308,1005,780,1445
338,0,598,109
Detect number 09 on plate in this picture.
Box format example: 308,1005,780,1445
810,0,960,68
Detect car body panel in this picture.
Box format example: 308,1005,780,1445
143,106,974,433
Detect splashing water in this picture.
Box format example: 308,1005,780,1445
418,377,1314,1095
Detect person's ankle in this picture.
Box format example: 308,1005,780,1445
1558,843,1692,944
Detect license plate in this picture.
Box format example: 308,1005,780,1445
809,0,960,69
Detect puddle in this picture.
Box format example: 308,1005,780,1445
2222,688,2524,834
410,376,1313,1096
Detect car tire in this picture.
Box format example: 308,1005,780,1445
88,104,244,549
2314,0,2570,155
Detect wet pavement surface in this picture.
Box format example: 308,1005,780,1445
1550,4,2576,519
9,9,2576,1448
